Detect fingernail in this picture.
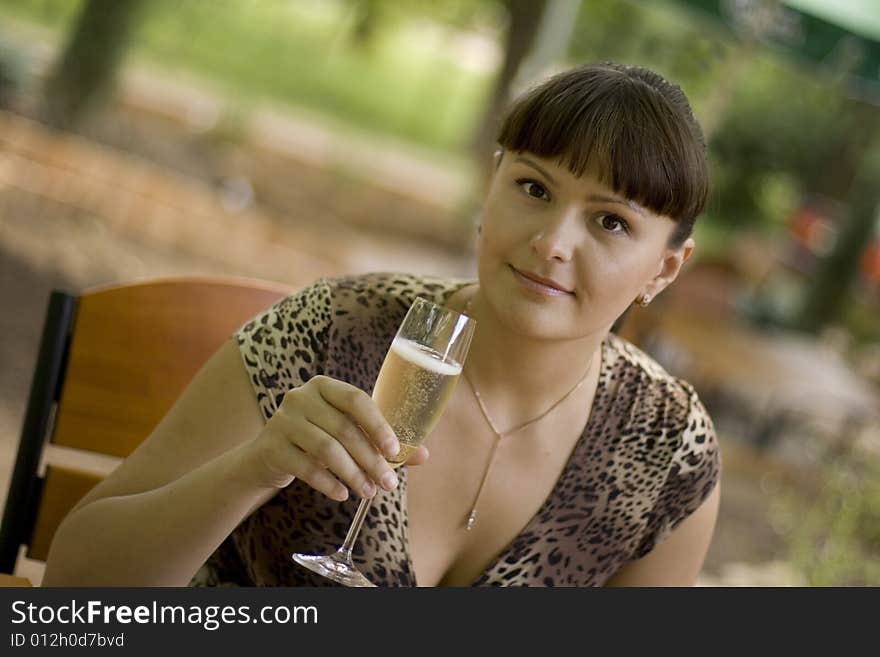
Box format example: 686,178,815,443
381,471,398,490
361,481,376,498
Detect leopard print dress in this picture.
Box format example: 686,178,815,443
190,272,721,587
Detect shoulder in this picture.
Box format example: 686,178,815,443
238,271,468,332
236,277,333,341
604,331,686,389
326,271,469,310
603,332,718,476
320,272,472,341
602,336,721,562
604,331,701,415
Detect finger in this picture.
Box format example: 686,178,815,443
292,449,350,501
305,406,399,492
261,430,349,501
315,377,399,458
294,418,381,499
403,445,430,467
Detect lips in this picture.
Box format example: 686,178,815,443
510,265,574,295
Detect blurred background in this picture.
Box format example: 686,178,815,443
1,0,878,586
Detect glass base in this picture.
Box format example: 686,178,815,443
291,550,377,587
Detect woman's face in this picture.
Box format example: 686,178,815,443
477,151,694,341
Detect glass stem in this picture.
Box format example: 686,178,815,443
338,495,375,560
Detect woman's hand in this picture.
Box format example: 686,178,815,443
237,375,428,501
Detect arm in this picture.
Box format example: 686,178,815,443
604,480,721,587
42,340,277,586
43,337,418,586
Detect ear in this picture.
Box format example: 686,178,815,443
641,238,695,301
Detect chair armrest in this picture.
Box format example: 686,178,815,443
0,573,33,586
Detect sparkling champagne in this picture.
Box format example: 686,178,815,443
372,336,462,466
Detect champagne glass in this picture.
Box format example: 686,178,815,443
291,296,475,586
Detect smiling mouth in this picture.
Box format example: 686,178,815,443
509,265,574,295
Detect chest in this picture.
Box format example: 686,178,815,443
404,384,594,587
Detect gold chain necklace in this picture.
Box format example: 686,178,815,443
461,293,593,530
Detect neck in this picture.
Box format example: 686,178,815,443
459,286,605,430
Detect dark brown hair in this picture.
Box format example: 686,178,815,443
497,62,709,246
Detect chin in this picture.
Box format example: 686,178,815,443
493,295,580,341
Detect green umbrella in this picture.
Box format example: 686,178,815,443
678,0,880,106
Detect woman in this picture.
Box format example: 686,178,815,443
43,62,721,587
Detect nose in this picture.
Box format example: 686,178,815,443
529,208,579,262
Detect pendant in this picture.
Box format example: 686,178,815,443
466,509,477,531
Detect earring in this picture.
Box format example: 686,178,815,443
637,294,651,307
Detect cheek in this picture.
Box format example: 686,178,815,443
575,243,658,300
480,198,531,252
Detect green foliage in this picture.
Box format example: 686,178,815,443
347,0,505,33
844,298,880,344
568,0,731,105
140,0,495,154
0,0,495,154
773,455,880,586
709,58,858,229
0,0,81,27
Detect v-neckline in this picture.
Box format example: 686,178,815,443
398,280,611,587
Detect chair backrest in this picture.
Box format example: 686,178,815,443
0,277,292,575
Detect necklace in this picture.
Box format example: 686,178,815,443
461,292,594,530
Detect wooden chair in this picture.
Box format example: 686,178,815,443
0,276,292,582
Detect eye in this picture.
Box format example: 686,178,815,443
516,179,550,201
596,213,629,235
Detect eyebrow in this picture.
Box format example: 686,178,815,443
515,155,648,217
587,193,647,217
514,156,558,186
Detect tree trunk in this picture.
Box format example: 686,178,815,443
44,0,145,130
469,0,549,163
513,0,581,88
349,0,381,50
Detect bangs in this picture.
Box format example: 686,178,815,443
497,66,709,225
